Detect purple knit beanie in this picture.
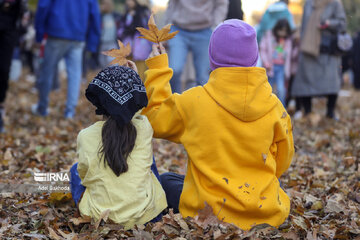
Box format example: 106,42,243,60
209,19,259,70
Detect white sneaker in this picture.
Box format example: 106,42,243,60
26,74,36,83
293,111,303,120
288,99,296,109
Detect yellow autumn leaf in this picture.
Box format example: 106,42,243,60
48,192,72,204
102,39,131,66
136,13,179,43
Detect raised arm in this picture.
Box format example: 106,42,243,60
142,45,185,143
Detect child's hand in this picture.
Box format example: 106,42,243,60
126,60,138,73
148,43,166,59
264,62,271,70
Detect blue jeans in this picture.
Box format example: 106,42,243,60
37,38,85,116
168,26,212,93
269,64,286,105
70,157,162,222
159,172,185,213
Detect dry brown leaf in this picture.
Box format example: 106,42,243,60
136,13,179,43
173,213,189,231
70,216,92,225
94,209,111,229
56,228,78,240
292,216,307,231
102,40,131,66
194,202,221,228
48,227,62,240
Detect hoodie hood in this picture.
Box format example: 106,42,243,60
268,1,288,13
203,67,278,122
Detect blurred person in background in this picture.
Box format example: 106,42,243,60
226,0,243,20
257,0,296,43
98,0,120,69
20,10,36,81
0,0,27,133
117,0,151,81
291,0,346,120
260,19,293,106
165,0,228,93
33,0,101,119
286,28,301,113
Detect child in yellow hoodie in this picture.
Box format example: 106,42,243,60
69,63,167,229
142,19,294,230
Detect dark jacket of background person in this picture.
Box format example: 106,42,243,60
0,0,26,31
119,4,149,41
353,32,360,89
291,0,346,97
0,0,27,104
35,0,101,52
226,0,243,20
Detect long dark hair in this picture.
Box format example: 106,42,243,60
99,117,137,176
121,1,150,38
272,19,292,42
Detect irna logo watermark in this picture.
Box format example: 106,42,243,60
34,172,70,182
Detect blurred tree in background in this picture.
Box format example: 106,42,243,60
342,0,360,34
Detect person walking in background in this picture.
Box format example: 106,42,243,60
117,0,152,81
226,0,243,20
98,0,120,69
291,0,347,119
165,0,228,93
33,0,101,119
257,0,295,43
260,19,292,105
286,28,301,113
0,0,27,133
20,10,36,81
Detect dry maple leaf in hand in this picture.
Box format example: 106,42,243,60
136,13,179,43
102,40,131,66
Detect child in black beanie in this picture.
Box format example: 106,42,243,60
70,62,166,229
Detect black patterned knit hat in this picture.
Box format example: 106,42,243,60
85,65,148,126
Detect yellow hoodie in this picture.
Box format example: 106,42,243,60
143,54,294,230
77,112,167,229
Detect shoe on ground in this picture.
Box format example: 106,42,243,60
26,74,36,83
31,104,48,117
326,113,340,121
64,111,75,119
293,110,303,120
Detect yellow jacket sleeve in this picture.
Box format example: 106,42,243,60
142,54,185,143
274,114,294,178
76,132,89,181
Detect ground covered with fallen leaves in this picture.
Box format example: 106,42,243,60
0,70,359,239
